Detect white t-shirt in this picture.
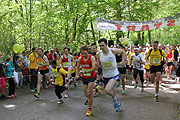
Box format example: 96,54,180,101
131,53,145,70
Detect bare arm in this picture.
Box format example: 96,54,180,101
43,56,49,66
96,52,101,67
75,57,81,77
86,56,96,73
60,56,63,67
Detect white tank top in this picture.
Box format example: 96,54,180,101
100,48,119,78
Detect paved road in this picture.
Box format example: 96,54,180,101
0,77,179,120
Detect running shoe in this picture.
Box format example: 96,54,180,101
44,85,49,89
96,85,101,94
154,95,159,102
113,97,118,108
149,77,151,82
74,83,77,88
141,87,144,93
64,93,69,98
84,99,88,105
116,101,123,112
93,91,97,96
58,99,64,104
121,89,126,95
134,83,138,89
30,89,36,93
86,109,92,116
0,94,6,99
34,93,40,98
132,81,135,85
8,95,15,98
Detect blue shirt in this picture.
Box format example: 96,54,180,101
5,61,15,77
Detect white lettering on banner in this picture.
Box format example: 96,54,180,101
97,17,180,31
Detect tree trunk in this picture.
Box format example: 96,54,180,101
137,32,141,44
29,0,32,50
142,31,144,45
65,26,69,46
148,30,151,44
127,31,130,38
72,16,78,42
90,21,96,43
116,31,124,43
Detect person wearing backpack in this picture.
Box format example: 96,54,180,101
130,47,145,92
146,41,168,102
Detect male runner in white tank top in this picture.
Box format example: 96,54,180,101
96,38,126,112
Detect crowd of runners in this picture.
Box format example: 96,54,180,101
0,38,180,116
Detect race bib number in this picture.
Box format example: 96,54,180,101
63,62,69,68
38,61,43,67
117,62,123,68
168,58,172,62
83,69,91,76
52,71,58,77
153,57,160,64
135,63,140,68
103,62,114,70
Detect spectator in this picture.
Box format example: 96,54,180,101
54,48,60,59
22,62,29,85
48,49,54,62
0,53,6,98
5,57,16,98
20,51,29,67
16,56,23,87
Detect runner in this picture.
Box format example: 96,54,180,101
90,43,101,96
51,60,68,104
146,41,168,102
96,38,125,112
127,45,135,85
166,48,173,79
75,45,96,116
130,47,145,92
61,46,75,98
34,48,51,98
29,47,38,93
143,48,151,83
171,45,179,75
116,43,127,95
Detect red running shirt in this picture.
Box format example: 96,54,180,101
80,55,96,79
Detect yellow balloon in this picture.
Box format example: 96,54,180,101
13,44,19,53
121,38,124,42
122,40,129,46
19,45,25,53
